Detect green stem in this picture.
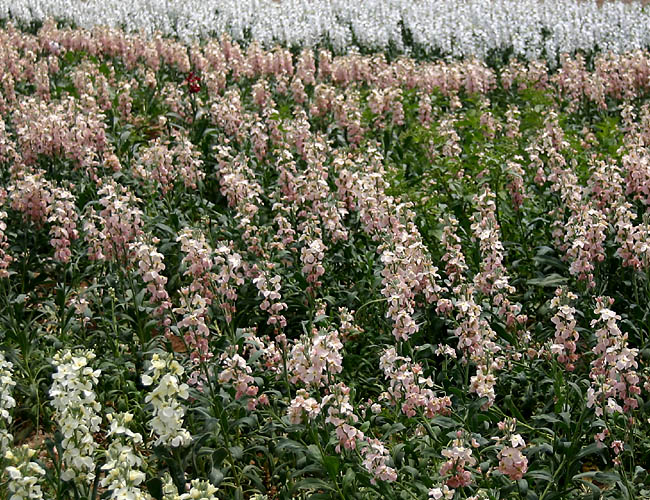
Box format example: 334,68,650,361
281,343,293,399
540,456,566,500
58,263,67,337
354,297,387,317
310,423,345,500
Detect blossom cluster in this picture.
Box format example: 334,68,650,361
141,352,192,448
4,446,46,500
3,0,650,63
49,349,102,484
161,473,218,500
287,327,344,388
0,352,16,454
218,348,262,410
587,297,641,417
7,171,80,262
379,347,452,419
439,431,477,489
494,419,528,481
84,179,144,262
100,412,151,500
549,287,580,371
131,236,173,319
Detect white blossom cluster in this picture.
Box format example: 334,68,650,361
1,0,649,62
0,352,16,454
161,473,219,500
4,446,46,500
1,356,46,500
49,349,102,484
141,352,192,448
100,412,152,500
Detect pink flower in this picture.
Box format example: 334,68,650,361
498,447,528,480
288,389,321,424
361,438,397,484
440,435,476,488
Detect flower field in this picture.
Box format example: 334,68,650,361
0,5,650,500
4,0,650,62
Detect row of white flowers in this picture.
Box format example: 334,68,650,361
1,0,650,62
0,349,203,497
0,352,16,454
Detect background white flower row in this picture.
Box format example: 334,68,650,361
1,0,650,63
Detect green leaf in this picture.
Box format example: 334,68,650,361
572,478,605,497
383,422,406,438
401,465,420,477
576,442,604,460
527,273,568,288
504,395,526,422
430,416,457,428
323,455,340,478
492,321,515,345
525,470,553,482
392,443,406,465
233,415,257,429
526,444,554,458
307,444,322,461
293,478,335,493
342,468,355,490
517,479,529,495
229,445,243,460
573,470,620,483
209,468,224,485
146,477,163,500
155,222,176,236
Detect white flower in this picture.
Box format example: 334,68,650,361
179,479,219,500
1,0,650,63
160,474,217,500
510,433,526,448
0,353,16,453
49,349,101,484
101,413,152,500
5,445,46,500
142,352,192,448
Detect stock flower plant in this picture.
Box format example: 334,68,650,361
0,5,649,500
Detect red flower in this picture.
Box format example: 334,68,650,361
186,71,201,94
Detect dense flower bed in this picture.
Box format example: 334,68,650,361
0,18,649,500
1,0,650,63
